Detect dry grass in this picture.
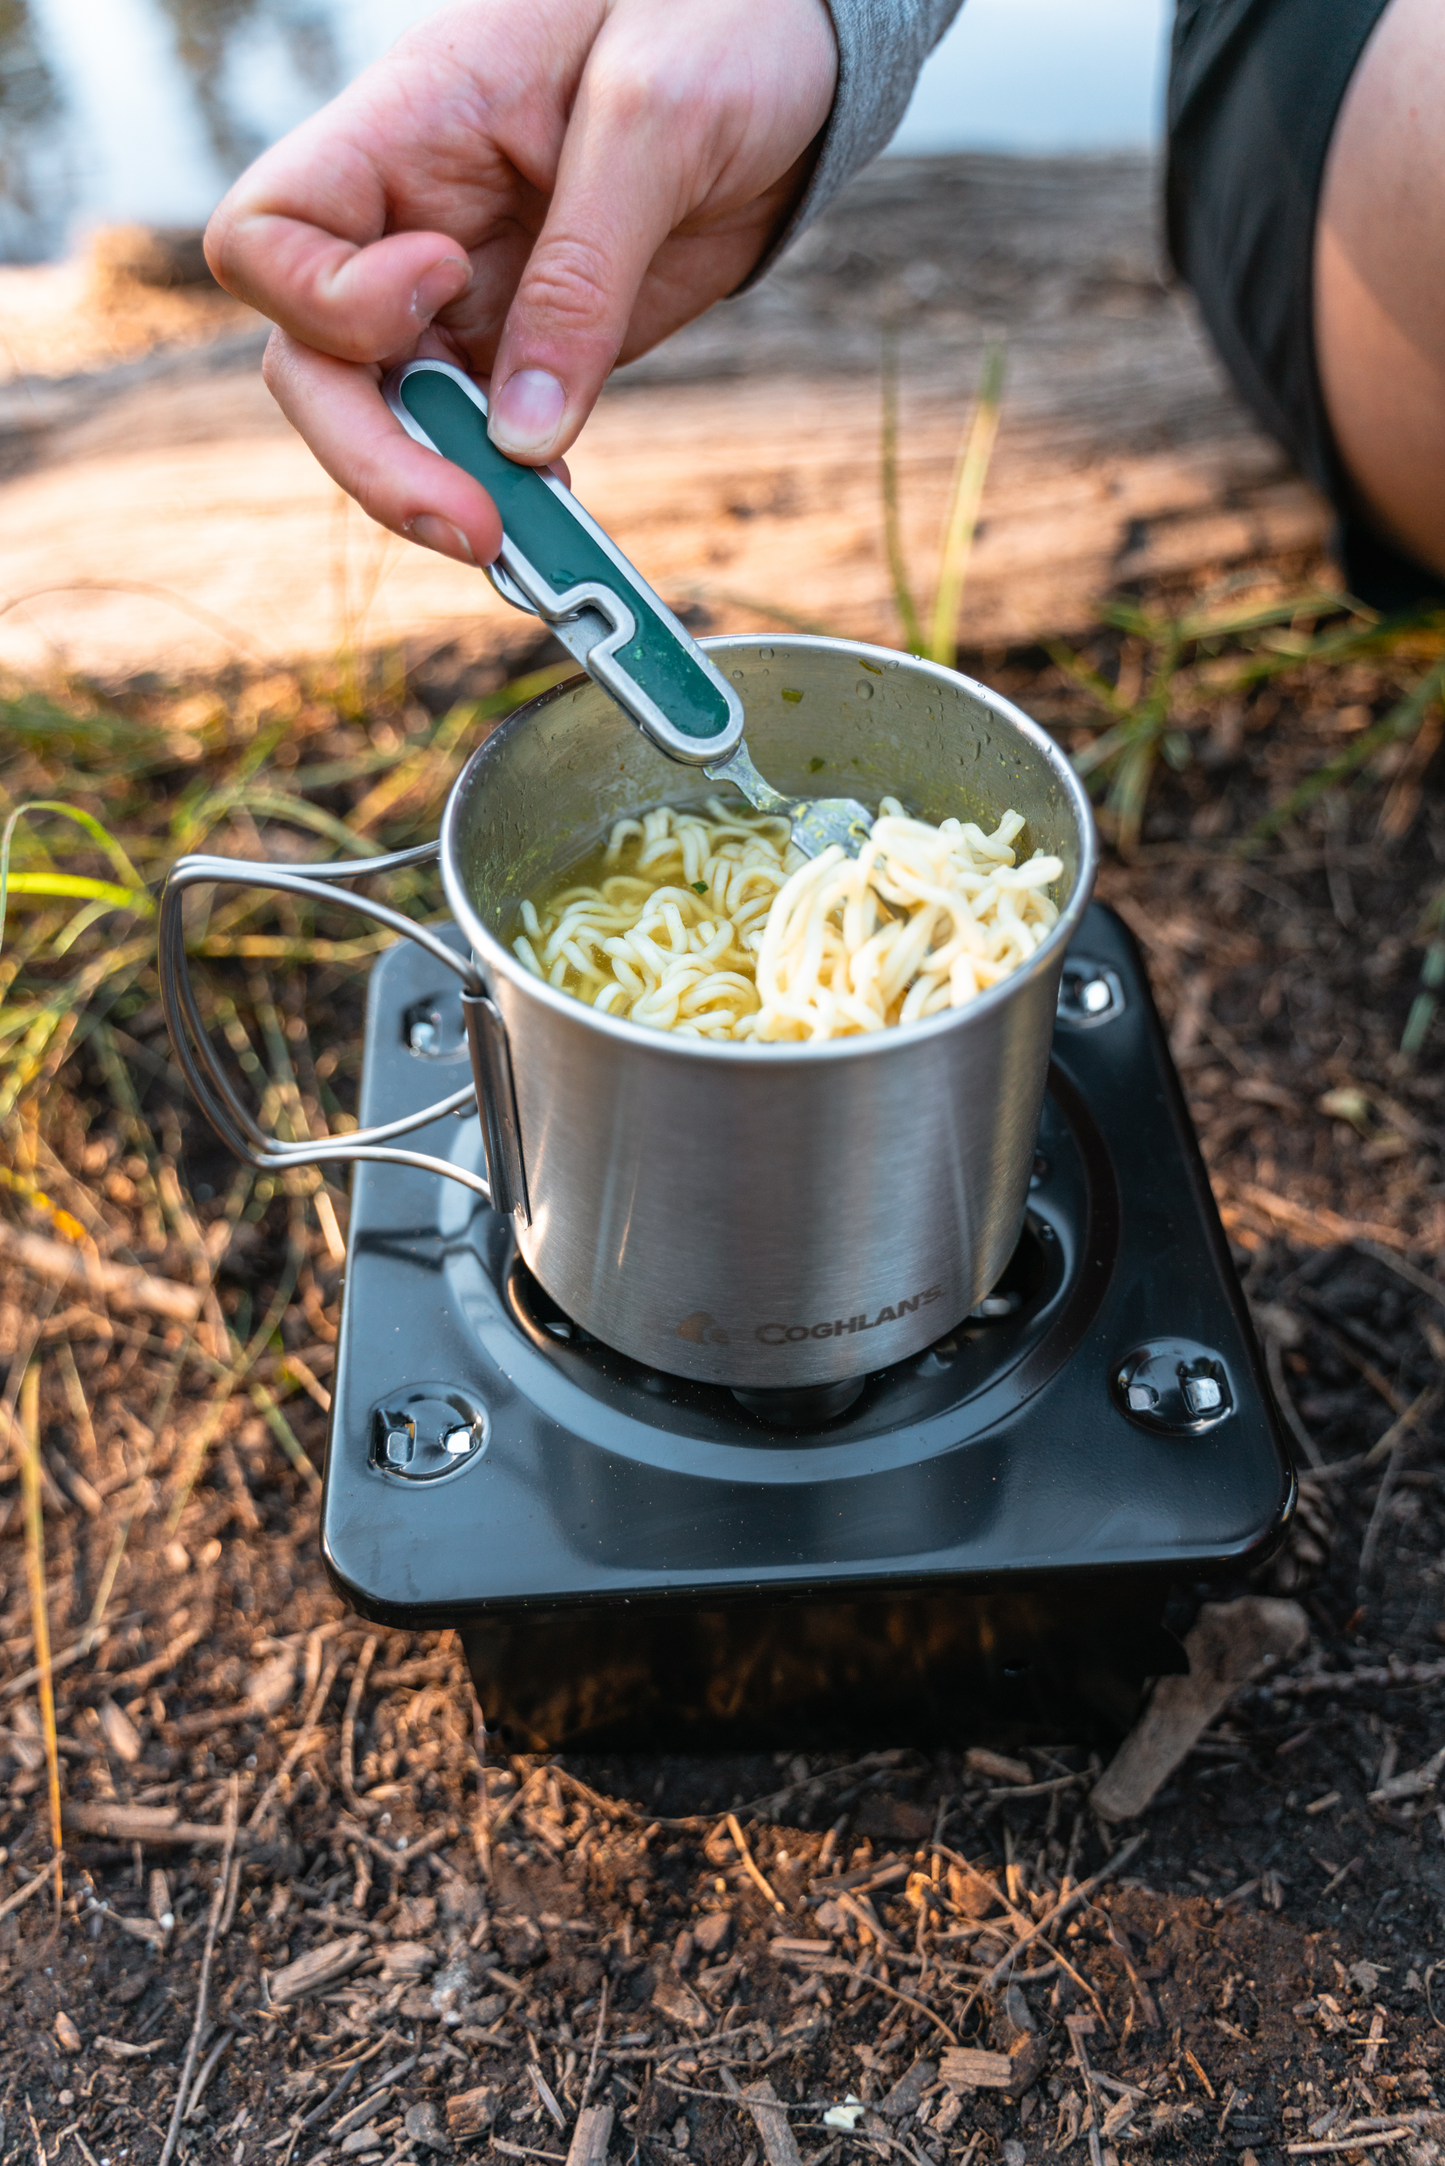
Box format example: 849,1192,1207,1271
0,559,1443,2158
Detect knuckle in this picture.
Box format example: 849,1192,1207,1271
203,203,246,291
590,42,695,128
521,242,618,339
349,445,400,533
259,328,290,394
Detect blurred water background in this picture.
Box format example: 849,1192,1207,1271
0,0,1170,262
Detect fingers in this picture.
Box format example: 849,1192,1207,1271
486,71,700,460
486,0,835,463
208,205,473,365
262,332,504,566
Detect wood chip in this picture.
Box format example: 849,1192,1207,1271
446,2086,498,2139
1370,1745,1445,1804
565,2104,614,2166
97,1698,142,1765
96,2036,163,2059
266,1933,369,2007
964,1747,1032,1785
380,1940,434,1982
63,1803,247,1849
1092,1599,1309,1820
720,2074,803,2166
879,2058,937,2120
652,1971,709,2032
940,2048,1017,2092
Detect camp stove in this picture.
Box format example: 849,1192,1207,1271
321,901,1293,1752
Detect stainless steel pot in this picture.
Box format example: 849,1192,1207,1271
161,635,1097,1387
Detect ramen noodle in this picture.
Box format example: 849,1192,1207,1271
512,797,1064,1042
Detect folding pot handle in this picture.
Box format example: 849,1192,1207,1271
159,843,525,1214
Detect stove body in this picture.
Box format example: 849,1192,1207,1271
322,904,1294,1750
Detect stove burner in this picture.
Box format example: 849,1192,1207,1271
321,903,1294,1751
728,1377,868,1426
498,1202,1068,1444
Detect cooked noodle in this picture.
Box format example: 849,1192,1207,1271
512,796,1064,1041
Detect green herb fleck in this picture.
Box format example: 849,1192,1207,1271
691,881,708,894
781,688,803,704
858,659,883,675
808,757,825,773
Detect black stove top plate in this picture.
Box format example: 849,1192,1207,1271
321,903,1292,1658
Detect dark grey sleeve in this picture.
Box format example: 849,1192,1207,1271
748,0,967,277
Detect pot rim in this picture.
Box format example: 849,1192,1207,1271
439,633,1099,1066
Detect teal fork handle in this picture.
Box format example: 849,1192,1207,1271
385,360,743,765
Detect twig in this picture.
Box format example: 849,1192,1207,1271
577,1975,609,2115
1067,2018,1105,2166
24,2097,48,2166
246,1650,343,1831
488,1765,546,1842
726,1812,787,1914
1359,1387,1441,1583
0,1219,204,1321
0,1865,53,1924
974,1834,1147,1997
340,1635,379,1816
159,1775,239,2166
19,1361,62,1913
1264,1329,1324,1469
1357,1241,1445,1314
1285,2135,1413,2157
184,2028,234,2120
1362,1383,1441,1470
771,1956,958,2045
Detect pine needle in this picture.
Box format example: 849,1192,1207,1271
19,1361,63,1912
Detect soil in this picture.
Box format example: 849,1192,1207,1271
1,600,1444,2166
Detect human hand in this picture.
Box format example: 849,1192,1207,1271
205,0,837,566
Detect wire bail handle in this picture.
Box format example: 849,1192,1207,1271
158,841,529,1218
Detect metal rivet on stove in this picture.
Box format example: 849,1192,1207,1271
370,1390,490,1481
1113,1341,1233,1434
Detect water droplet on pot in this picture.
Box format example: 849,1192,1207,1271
856,681,874,699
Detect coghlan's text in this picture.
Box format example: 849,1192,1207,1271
756,1285,944,1345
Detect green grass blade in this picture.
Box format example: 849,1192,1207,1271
4,872,152,910
1242,656,1445,845
232,792,388,855
0,799,152,955
928,342,1006,667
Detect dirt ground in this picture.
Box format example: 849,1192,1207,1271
2,564,1444,2166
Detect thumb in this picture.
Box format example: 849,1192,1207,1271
487,111,686,462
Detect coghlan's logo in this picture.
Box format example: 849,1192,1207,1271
756,1285,944,1345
